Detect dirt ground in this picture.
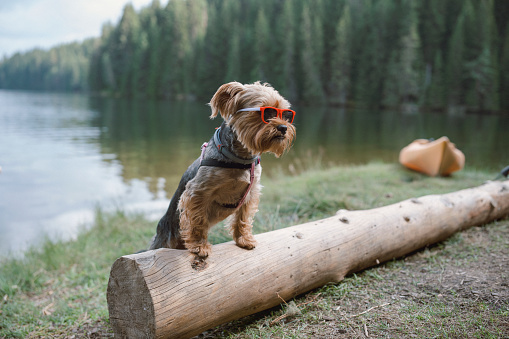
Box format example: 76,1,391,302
197,220,509,338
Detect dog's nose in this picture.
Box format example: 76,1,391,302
277,124,287,135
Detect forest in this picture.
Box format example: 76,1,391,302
0,40,96,92
1,0,508,113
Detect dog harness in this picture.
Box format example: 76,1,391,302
200,126,260,209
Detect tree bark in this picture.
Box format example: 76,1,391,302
107,180,509,339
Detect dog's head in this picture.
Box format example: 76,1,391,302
209,81,296,157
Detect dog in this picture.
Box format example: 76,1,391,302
149,81,296,258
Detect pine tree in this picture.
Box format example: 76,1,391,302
145,0,162,98
252,8,270,82
464,0,499,111
417,0,446,107
88,23,113,92
353,1,386,107
224,29,241,83
166,0,191,97
500,24,509,111
179,0,208,96
428,51,447,108
274,0,297,102
382,1,420,108
299,3,325,104
310,0,325,81
328,3,351,106
195,2,222,99
101,52,115,91
445,3,466,106
321,0,345,94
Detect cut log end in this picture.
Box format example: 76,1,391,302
107,256,156,338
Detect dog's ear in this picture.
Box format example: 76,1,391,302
209,82,245,119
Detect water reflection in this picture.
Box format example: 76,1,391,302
90,98,509,196
88,98,222,196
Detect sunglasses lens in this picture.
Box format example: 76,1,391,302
262,108,278,122
282,110,294,123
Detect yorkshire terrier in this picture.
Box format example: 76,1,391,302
150,81,296,258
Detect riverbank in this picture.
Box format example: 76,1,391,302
1,162,507,338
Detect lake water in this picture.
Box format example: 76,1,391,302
1,90,508,256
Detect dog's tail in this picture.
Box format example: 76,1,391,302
150,157,202,251
149,164,200,250
149,202,185,250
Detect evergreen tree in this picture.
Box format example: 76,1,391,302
353,1,386,107
143,0,162,98
252,8,270,82
185,0,208,95
299,3,325,104
500,24,509,111
162,0,190,98
417,0,446,107
428,51,447,108
273,0,297,102
328,3,352,106
445,3,466,106
321,0,346,93
107,3,143,96
224,29,241,83
89,23,114,92
159,0,208,98
194,2,223,100
464,0,499,110
460,0,485,109
418,0,446,64
310,0,325,82
157,1,174,99
382,1,420,108
101,52,116,91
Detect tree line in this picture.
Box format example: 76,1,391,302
1,0,509,113
0,39,96,92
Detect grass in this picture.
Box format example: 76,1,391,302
1,162,507,338
0,209,155,338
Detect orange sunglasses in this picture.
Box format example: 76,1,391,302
236,106,296,124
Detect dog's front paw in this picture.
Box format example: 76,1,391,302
235,235,257,250
187,242,212,257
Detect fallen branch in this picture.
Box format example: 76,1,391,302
350,303,391,318
107,180,509,338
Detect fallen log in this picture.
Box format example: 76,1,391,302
107,180,509,339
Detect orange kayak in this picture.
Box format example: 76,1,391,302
399,137,465,176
